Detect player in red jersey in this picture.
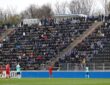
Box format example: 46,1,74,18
48,66,53,78
6,64,10,78
0,65,3,78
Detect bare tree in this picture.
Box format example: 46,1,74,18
69,0,76,14
20,10,30,19
21,4,39,19
105,0,110,15
55,1,68,14
69,0,93,15
40,4,53,18
61,2,67,14
27,4,38,18
80,0,93,15
108,1,110,14
55,1,61,14
0,7,21,26
21,4,53,19
0,9,4,26
0,9,4,20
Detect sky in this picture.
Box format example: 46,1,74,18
0,0,71,13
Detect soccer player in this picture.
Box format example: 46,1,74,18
0,65,3,78
85,66,89,78
6,64,10,78
16,63,21,79
48,66,53,78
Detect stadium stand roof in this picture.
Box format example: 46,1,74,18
54,14,87,18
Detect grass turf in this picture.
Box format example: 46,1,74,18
0,78,110,85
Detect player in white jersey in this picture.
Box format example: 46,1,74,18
16,63,21,79
85,66,90,78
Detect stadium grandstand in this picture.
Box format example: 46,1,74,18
0,14,109,71
1,0,110,85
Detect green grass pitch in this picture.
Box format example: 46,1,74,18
0,78,110,85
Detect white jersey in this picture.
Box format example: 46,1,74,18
16,64,21,72
85,67,89,72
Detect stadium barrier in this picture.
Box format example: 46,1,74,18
2,71,17,78
2,71,110,78
21,71,110,78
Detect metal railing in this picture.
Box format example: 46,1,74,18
41,63,110,71
59,63,110,71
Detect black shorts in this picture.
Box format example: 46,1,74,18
86,72,89,75
17,72,20,75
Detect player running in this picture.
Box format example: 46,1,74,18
16,63,21,79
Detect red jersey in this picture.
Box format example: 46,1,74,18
6,64,10,75
0,65,3,73
49,66,53,75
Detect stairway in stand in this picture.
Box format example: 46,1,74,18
48,21,103,65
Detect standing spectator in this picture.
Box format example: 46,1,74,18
0,43,3,48
81,57,86,70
